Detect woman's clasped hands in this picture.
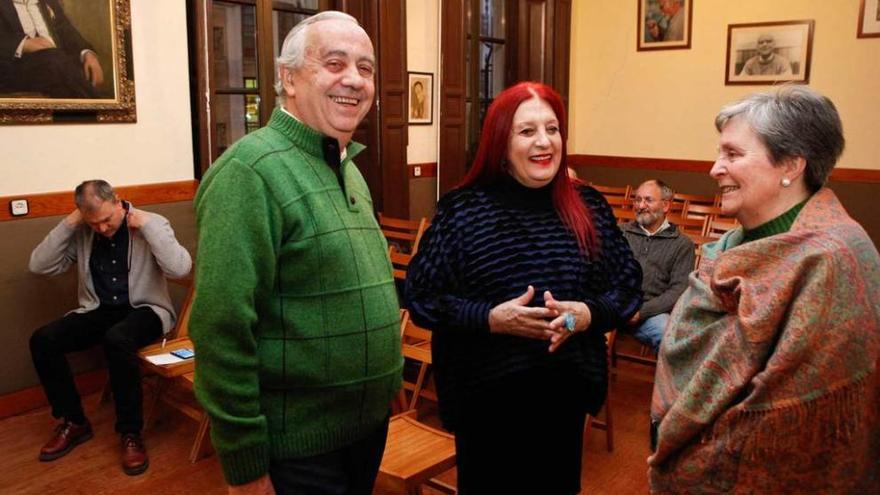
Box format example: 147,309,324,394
488,285,592,352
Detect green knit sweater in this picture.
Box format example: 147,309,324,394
190,109,402,486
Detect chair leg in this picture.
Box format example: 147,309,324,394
144,377,170,430
604,388,614,452
189,414,213,463
408,363,430,411
98,377,113,404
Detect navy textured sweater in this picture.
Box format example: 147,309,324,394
405,176,642,428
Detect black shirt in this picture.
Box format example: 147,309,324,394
89,217,130,307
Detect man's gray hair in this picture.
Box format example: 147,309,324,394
273,10,362,96
74,180,117,212
642,179,674,201
714,85,844,193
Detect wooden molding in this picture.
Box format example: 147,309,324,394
0,369,107,420
569,154,880,184
409,162,438,179
0,180,199,222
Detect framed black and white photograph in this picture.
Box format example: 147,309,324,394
858,0,880,38
637,0,692,51
725,20,814,86
408,71,432,125
0,0,136,125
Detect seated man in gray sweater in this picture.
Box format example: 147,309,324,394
28,180,191,475
621,179,694,353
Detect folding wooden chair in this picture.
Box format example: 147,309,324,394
377,311,456,494
376,405,456,494
591,183,632,209
706,218,739,239
585,330,616,452
613,208,636,225
379,214,429,255
399,310,436,410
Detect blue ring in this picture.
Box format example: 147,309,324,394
564,313,576,333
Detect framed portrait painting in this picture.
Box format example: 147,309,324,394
408,72,433,125
637,0,692,51
0,0,136,125
858,0,880,38
725,20,814,86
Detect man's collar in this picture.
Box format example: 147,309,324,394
279,106,347,160
639,218,670,236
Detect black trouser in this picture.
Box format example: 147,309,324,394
453,370,588,495
0,48,96,98
29,306,162,434
268,415,390,495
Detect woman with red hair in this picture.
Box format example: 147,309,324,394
406,82,642,494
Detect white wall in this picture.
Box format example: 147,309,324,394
568,0,880,170
406,0,439,165
0,0,194,196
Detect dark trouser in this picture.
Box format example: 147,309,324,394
29,306,162,434
0,48,96,98
454,371,588,495
268,415,390,495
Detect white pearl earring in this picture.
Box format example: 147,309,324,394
781,178,791,188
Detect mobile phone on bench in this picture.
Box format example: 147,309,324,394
171,348,195,360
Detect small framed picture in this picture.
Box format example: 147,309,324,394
408,72,433,125
725,20,815,86
637,0,693,51
858,0,880,38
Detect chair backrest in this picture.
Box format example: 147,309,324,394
682,203,723,222
379,214,429,255
674,215,709,238
397,309,434,412
674,192,718,207
613,208,636,225
389,249,412,281
706,218,739,239
604,195,628,209
168,284,196,339
591,183,632,200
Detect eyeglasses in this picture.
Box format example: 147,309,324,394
631,196,660,206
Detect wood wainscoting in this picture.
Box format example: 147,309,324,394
0,180,199,222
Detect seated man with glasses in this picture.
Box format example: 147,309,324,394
621,180,694,353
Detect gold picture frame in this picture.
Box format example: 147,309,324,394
0,0,136,125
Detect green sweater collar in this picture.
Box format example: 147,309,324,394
742,198,809,243
267,107,366,163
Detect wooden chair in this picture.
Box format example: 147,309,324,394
376,311,456,495
613,208,636,225
591,183,632,209
706,218,739,239
673,192,719,210
379,214,429,255
585,330,616,452
376,407,457,495
399,310,436,410
603,195,629,210
682,204,725,226
674,215,710,238
99,282,195,405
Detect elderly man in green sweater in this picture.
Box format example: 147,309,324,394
190,11,402,495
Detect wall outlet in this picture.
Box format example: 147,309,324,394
414,166,422,177
10,199,28,216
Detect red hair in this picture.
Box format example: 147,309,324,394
459,82,598,256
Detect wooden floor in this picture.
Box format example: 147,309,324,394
0,337,655,495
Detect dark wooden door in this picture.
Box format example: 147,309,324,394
339,0,408,218
438,0,468,196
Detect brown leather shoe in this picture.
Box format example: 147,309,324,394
39,420,93,461
120,433,149,476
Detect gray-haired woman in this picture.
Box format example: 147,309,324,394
649,85,880,494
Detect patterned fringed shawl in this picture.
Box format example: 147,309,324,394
649,189,880,494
